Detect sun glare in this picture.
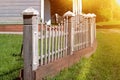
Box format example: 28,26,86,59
116,0,120,5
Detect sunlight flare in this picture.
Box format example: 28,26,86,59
116,0,120,5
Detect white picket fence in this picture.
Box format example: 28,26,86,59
38,13,96,66
22,8,96,80
39,24,68,65
72,14,96,51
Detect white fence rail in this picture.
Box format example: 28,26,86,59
22,8,96,80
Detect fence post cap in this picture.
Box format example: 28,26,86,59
22,7,39,15
82,14,88,18
91,13,96,17
63,11,75,18
87,13,93,18
55,13,58,16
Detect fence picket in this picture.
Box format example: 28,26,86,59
62,25,65,57
86,18,89,47
84,17,86,47
60,25,62,58
44,25,48,64
40,24,44,65
54,26,57,60
83,18,85,48
66,18,68,55
78,15,80,50
48,27,51,62
51,27,54,61
77,15,79,50
80,16,82,49
57,26,60,59
64,19,67,56
63,20,66,56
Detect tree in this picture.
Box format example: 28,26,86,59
50,0,72,16
82,0,116,22
51,0,120,22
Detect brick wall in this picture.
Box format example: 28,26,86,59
0,25,23,32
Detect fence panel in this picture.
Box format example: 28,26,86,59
38,23,68,65
72,14,90,52
23,12,96,67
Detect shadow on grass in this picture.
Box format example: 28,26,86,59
0,53,23,80
0,67,22,80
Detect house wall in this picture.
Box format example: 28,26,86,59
0,0,41,24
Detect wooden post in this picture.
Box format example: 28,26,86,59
64,11,75,55
90,14,96,45
87,14,91,47
88,14,94,47
22,7,39,80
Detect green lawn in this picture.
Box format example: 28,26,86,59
48,28,120,80
97,21,120,26
0,34,23,80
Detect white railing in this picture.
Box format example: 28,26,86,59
22,8,96,80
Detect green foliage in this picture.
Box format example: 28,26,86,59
50,0,120,22
50,0,72,16
0,34,23,80
48,28,120,80
82,0,120,22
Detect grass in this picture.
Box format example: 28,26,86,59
0,34,23,80
47,28,120,80
97,20,120,26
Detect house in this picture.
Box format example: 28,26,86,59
0,0,82,25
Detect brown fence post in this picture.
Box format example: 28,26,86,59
22,7,39,80
64,11,75,55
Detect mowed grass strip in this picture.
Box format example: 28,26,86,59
0,34,23,80
47,28,120,80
